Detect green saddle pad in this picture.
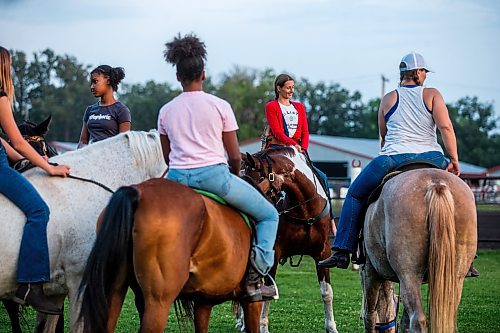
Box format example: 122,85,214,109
193,189,251,230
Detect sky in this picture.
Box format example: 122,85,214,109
1,0,499,119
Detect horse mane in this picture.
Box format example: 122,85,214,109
50,131,164,172
257,146,296,159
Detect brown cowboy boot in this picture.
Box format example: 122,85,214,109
13,283,62,315
243,264,277,302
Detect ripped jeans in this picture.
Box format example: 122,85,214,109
333,151,449,253
167,163,279,275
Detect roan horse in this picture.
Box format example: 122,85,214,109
0,131,166,332
361,168,477,333
241,146,338,333
78,177,264,333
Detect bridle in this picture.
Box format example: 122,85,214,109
22,135,51,158
243,151,329,225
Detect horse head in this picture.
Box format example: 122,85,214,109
242,146,328,219
16,115,57,158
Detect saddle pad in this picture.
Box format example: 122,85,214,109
193,189,252,230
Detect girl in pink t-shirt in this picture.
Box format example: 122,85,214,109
157,34,279,302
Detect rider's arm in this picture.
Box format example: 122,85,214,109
118,121,131,133
426,88,460,175
77,121,89,149
222,130,241,176
378,90,397,149
0,97,69,176
160,134,171,165
0,137,23,161
265,102,297,147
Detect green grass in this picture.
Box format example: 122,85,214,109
2,250,499,332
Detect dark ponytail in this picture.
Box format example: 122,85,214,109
274,73,294,100
91,65,125,91
164,33,207,84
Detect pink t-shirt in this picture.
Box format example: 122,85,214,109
157,91,239,168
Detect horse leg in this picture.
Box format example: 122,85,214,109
3,300,22,333
314,265,338,333
399,277,426,332
259,301,271,333
242,301,263,333
193,301,214,333
400,308,410,333
360,260,384,333
375,281,397,333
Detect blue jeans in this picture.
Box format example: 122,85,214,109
167,164,279,275
334,151,448,253
0,144,51,283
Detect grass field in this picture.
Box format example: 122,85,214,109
1,250,499,332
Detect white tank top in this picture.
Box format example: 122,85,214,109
380,85,443,155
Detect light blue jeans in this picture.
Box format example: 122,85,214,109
0,144,51,283
167,163,279,275
334,151,448,253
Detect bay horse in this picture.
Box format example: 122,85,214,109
0,131,166,332
241,146,338,333
361,168,477,333
78,178,264,333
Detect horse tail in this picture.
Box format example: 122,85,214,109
78,186,139,333
425,181,458,333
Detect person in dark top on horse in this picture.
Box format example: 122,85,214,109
319,52,465,269
77,65,131,148
0,46,71,314
157,34,280,301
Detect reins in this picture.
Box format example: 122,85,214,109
49,162,114,193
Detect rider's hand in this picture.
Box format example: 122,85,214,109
48,164,70,177
446,158,460,176
294,144,302,153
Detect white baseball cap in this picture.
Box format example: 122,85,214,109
399,52,433,72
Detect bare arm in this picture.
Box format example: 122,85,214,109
77,121,89,149
119,121,131,133
0,137,23,161
160,134,171,166
378,91,397,149
427,88,460,175
0,97,70,176
222,130,241,175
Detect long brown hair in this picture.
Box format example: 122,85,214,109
399,61,421,86
0,47,14,103
274,73,294,100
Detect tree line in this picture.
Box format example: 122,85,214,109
6,48,500,168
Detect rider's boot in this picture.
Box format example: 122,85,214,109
318,249,350,269
13,283,62,315
243,264,277,302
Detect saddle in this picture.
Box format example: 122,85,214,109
353,160,441,265
193,189,253,232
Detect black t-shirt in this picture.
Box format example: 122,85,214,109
83,101,131,143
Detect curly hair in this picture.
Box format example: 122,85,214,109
164,33,207,83
91,65,125,91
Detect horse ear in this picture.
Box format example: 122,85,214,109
245,152,257,169
33,115,52,135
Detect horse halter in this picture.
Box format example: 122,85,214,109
23,135,50,157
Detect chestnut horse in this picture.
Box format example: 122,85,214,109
78,178,264,333
361,169,477,333
241,146,338,333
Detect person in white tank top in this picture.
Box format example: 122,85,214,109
319,52,463,270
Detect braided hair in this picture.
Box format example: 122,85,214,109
91,65,125,91
164,33,207,84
